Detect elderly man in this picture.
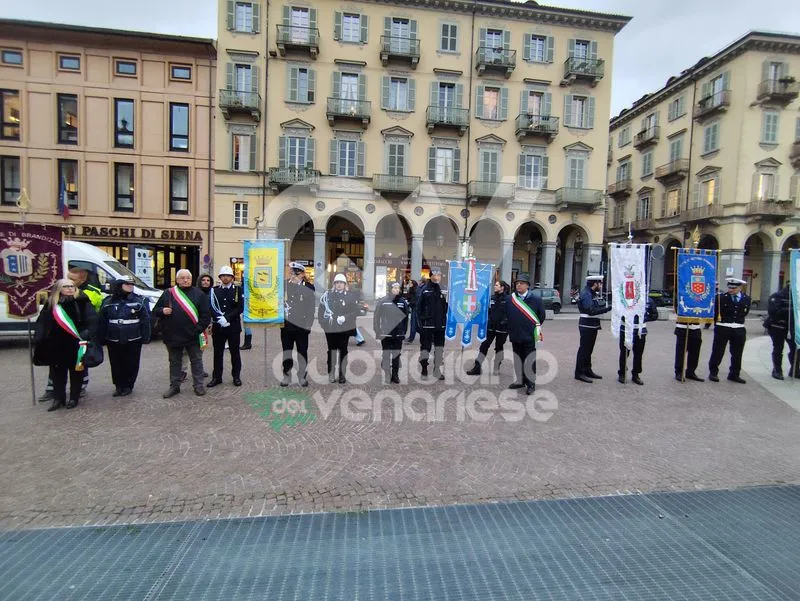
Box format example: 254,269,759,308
152,269,211,397
505,273,546,395
708,277,751,384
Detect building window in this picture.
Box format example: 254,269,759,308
1,90,20,140
58,55,81,71
616,161,631,182
567,153,586,189
669,136,684,162
483,87,500,120
338,140,357,176
169,166,189,214
170,65,192,81
232,134,255,172
518,152,547,189
637,195,651,220
700,177,718,205
233,201,249,227
565,94,594,129
528,35,546,62
329,138,364,176
612,201,625,228
440,23,457,52
667,95,685,121
479,149,499,182
115,60,137,77
664,188,681,216
169,103,189,151
618,126,630,147
342,13,361,42
702,122,719,155
762,111,779,144
57,94,78,145
114,99,134,148
288,66,315,103
58,159,79,210
114,163,134,212
386,143,407,176
432,147,457,183
1,50,22,66
1,156,20,206
286,136,307,169
572,96,586,127
388,78,409,111
234,1,255,32
755,172,776,201
641,151,653,177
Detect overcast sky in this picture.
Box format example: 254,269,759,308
5,0,800,116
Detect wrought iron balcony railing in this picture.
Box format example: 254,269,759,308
607,179,632,197
563,56,605,83
693,90,731,119
682,203,724,223
468,180,515,199
379,36,420,68
655,158,690,181
425,105,469,132
326,97,371,125
756,78,799,103
515,114,559,140
219,89,261,120
633,126,660,149
747,200,796,218
268,167,320,188
554,187,603,210
276,25,320,57
372,174,421,194
475,47,516,77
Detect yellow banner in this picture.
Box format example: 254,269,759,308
243,241,285,324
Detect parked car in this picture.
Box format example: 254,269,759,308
648,289,674,307
530,287,561,314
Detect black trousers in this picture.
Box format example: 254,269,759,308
281,328,310,376
674,328,702,376
168,343,204,388
107,342,143,390
575,327,599,377
212,327,241,380
708,326,746,378
618,331,646,377
50,362,84,402
380,338,403,377
476,330,507,367
419,329,445,370
511,341,536,386
325,332,350,375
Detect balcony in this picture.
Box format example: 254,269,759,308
219,89,261,121
562,56,604,86
657,206,682,225
555,187,603,211
276,25,320,58
373,174,421,195
790,141,800,169
426,106,468,135
268,167,320,192
655,158,690,182
756,78,799,105
633,126,660,149
693,90,731,120
515,114,559,142
682,203,724,224
326,97,371,127
467,180,515,201
631,218,656,233
606,179,632,199
746,200,796,221
475,47,516,78
380,36,420,69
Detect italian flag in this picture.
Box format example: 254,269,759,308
170,286,208,349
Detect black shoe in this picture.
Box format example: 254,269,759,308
163,387,180,398
206,378,223,388
47,397,65,412
525,384,535,395
728,375,746,384
433,370,445,381
772,370,784,381
391,374,400,384
617,375,625,384
233,377,242,387
575,375,593,384
280,374,290,387
586,371,603,379
631,375,644,386
194,386,206,396
65,398,79,409
119,388,133,397
241,335,253,350
421,367,428,380
675,374,683,382
112,388,124,397
685,373,704,382
508,382,524,389
709,374,719,382
38,391,54,403
466,363,482,376
338,375,347,384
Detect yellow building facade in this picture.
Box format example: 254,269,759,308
214,0,629,298
0,20,216,288
606,31,800,305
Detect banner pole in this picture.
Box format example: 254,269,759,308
681,320,689,383
27,317,36,406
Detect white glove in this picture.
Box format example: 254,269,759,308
217,317,230,328
336,316,345,325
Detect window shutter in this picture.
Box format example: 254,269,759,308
479,28,487,48
408,78,416,111
455,84,464,108
430,82,439,106
475,85,484,118
329,140,338,175
668,102,675,121
358,73,366,101
761,59,770,82
679,95,685,115
568,38,576,58
252,3,260,33
789,174,799,203
546,36,554,62
780,61,789,79
249,134,257,171
357,141,366,177
402,143,409,175
307,138,315,169
410,19,418,39
453,148,461,183
279,136,287,169
586,96,595,129
309,8,317,32
714,178,721,204
660,192,667,217
332,72,341,97
701,81,711,99
360,15,369,43
384,16,391,38
226,1,234,29
282,6,291,26
288,67,298,102
517,154,526,187
251,66,260,95
229,135,235,170
542,156,549,188
589,41,598,60
703,126,711,153
226,63,234,90
564,95,573,127
773,174,779,201
502,30,511,50
654,110,660,126
307,69,316,102
694,182,702,207
334,12,342,40
381,76,390,109
542,92,552,116
500,87,509,120
523,34,531,61
519,90,527,114
722,71,730,91
428,147,436,181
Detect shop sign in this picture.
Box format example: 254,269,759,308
67,225,203,242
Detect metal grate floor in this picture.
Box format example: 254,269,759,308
2,486,798,600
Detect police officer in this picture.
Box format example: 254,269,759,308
416,267,448,380
207,265,244,388
708,277,751,383
97,275,151,396
280,262,315,387
319,273,360,383
674,322,705,382
466,280,510,376
575,274,611,383
764,282,795,380
374,281,409,384
617,296,657,385
505,273,546,395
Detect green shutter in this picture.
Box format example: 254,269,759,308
542,92,552,116
479,28,487,49
586,97,595,129
358,73,366,101
306,138,315,169
252,2,260,33
251,66,260,94
307,69,316,103
542,156,549,188
408,78,416,111
226,63,234,90
279,136,287,169
249,134,257,171
329,140,338,174
546,36,554,62
564,95,573,126
288,67,298,102
701,81,711,99
780,61,789,79
381,76,390,109
502,30,511,50
357,141,366,177
282,5,290,26
334,11,342,40
518,153,526,187
430,82,438,106
455,84,463,108
384,16,391,38
762,59,771,82
309,8,317,31
453,149,461,183
589,41,598,60
226,0,234,30
654,110,660,126
722,71,730,91
500,87,509,120
229,135,235,170
523,34,531,61
475,85,484,118
360,15,369,43
519,90,528,114
428,147,436,181
410,19,417,39
568,38,576,58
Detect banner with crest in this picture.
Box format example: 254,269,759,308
243,240,285,325
676,249,717,323
445,258,493,346
609,243,648,350
0,222,63,318
790,249,800,348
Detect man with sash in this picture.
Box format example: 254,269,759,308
505,273,546,395
207,265,244,388
708,277,751,384
152,269,211,397
575,274,611,383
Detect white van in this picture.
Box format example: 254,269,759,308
0,240,163,338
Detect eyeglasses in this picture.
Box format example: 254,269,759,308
61,285,76,289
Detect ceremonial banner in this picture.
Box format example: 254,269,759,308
609,243,647,350
676,249,717,323
445,258,493,346
243,240,285,325
791,249,800,348
0,222,62,318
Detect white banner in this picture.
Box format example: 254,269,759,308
609,243,648,350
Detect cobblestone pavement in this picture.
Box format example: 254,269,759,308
1,314,799,530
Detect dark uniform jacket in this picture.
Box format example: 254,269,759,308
210,284,244,334
152,285,211,347
97,287,151,345
764,287,791,331
578,285,611,329
506,290,546,345
284,280,316,332
318,289,360,334
33,294,98,366
488,292,510,333
374,294,409,340
416,282,448,330
714,291,751,326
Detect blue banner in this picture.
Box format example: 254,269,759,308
445,259,493,346
243,240,285,325
791,249,800,348
676,249,717,322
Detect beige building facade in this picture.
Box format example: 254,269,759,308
606,31,800,305
214,0,629,298
0,20,216,289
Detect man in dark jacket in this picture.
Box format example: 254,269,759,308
505,273,546,395
97,275,151,397
708,278,751,383
374,281,409,384
318,273,360,383
575,274,612,383
416,268,448,380
764,282,795,380
617,296,656,385
467,280,510,376
207,265,244,388
280,262,316,387
152,269,211,397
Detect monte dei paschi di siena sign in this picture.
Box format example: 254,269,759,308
67,225,203,242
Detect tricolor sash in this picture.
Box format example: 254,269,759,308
170,286,208,348
511,293,543,342
53,304,88,368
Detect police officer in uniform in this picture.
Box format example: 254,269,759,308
764,282,795,380
708,277,751,383
674,322,705,382
280,262,316,387
374,281,409,384
416,267,448,380
617,296,656,385
466,280,510,376
575,274,612,383
319,273,360,383
207,265,244,387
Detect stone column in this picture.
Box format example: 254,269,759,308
314,229,327,290
585,243,603,277
501,239,514,284
761,251,782,306
411,234,423,280
649,251,665,291
527,251,537,283
540,242,556,289
363,231,376,302
562,248,574,292
719,249,745,281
